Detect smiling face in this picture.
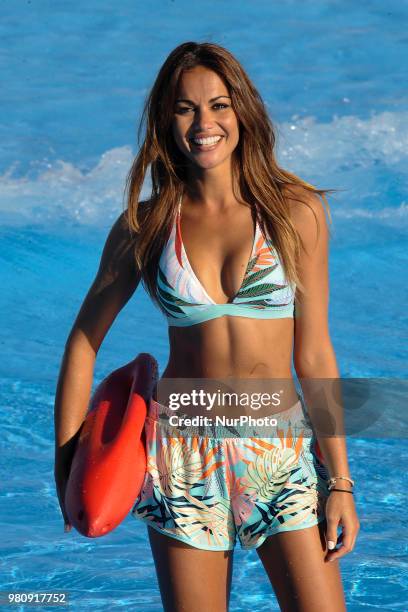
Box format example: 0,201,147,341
172,65,240,171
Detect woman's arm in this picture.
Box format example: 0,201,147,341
289,187,359,560
54,210,142,525
287,188,349,477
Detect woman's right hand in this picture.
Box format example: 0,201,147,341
54,456,73,533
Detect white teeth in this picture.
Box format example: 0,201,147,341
191,136,222,146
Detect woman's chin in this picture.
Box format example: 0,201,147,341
188,153,233,171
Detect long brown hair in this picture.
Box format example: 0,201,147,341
124,41,338,304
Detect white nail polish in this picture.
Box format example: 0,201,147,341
328,540,336,550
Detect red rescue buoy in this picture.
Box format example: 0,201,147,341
65,352,158,538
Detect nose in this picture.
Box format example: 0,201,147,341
192,105,215,131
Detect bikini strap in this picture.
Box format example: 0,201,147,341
174,191,182,230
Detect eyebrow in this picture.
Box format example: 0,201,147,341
175,95,231,104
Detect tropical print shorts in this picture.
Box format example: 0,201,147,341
131,396,330,551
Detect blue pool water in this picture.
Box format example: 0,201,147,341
1,1,407,610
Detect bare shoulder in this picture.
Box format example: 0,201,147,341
281,184,329,251
122,198,154,232
100,211,137,277
88,207,139,300
104,200,152,275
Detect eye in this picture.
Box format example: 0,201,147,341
175,106,192,114
175,103,230,115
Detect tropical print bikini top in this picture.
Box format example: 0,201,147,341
156,193,296,327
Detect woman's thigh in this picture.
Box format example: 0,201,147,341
256,520,346,612
147,525,234,612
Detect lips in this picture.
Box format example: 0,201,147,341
189,136,224,150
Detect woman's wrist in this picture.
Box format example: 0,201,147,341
327,475,355,491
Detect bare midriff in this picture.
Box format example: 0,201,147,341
157,315,300,412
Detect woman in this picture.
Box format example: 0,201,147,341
54,42,359,611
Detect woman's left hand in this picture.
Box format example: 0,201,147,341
324,488,360,563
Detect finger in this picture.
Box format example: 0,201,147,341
62,500,72,532
56,484,72,530
327,524,355,562
325,517,339,553
62,510,72,529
